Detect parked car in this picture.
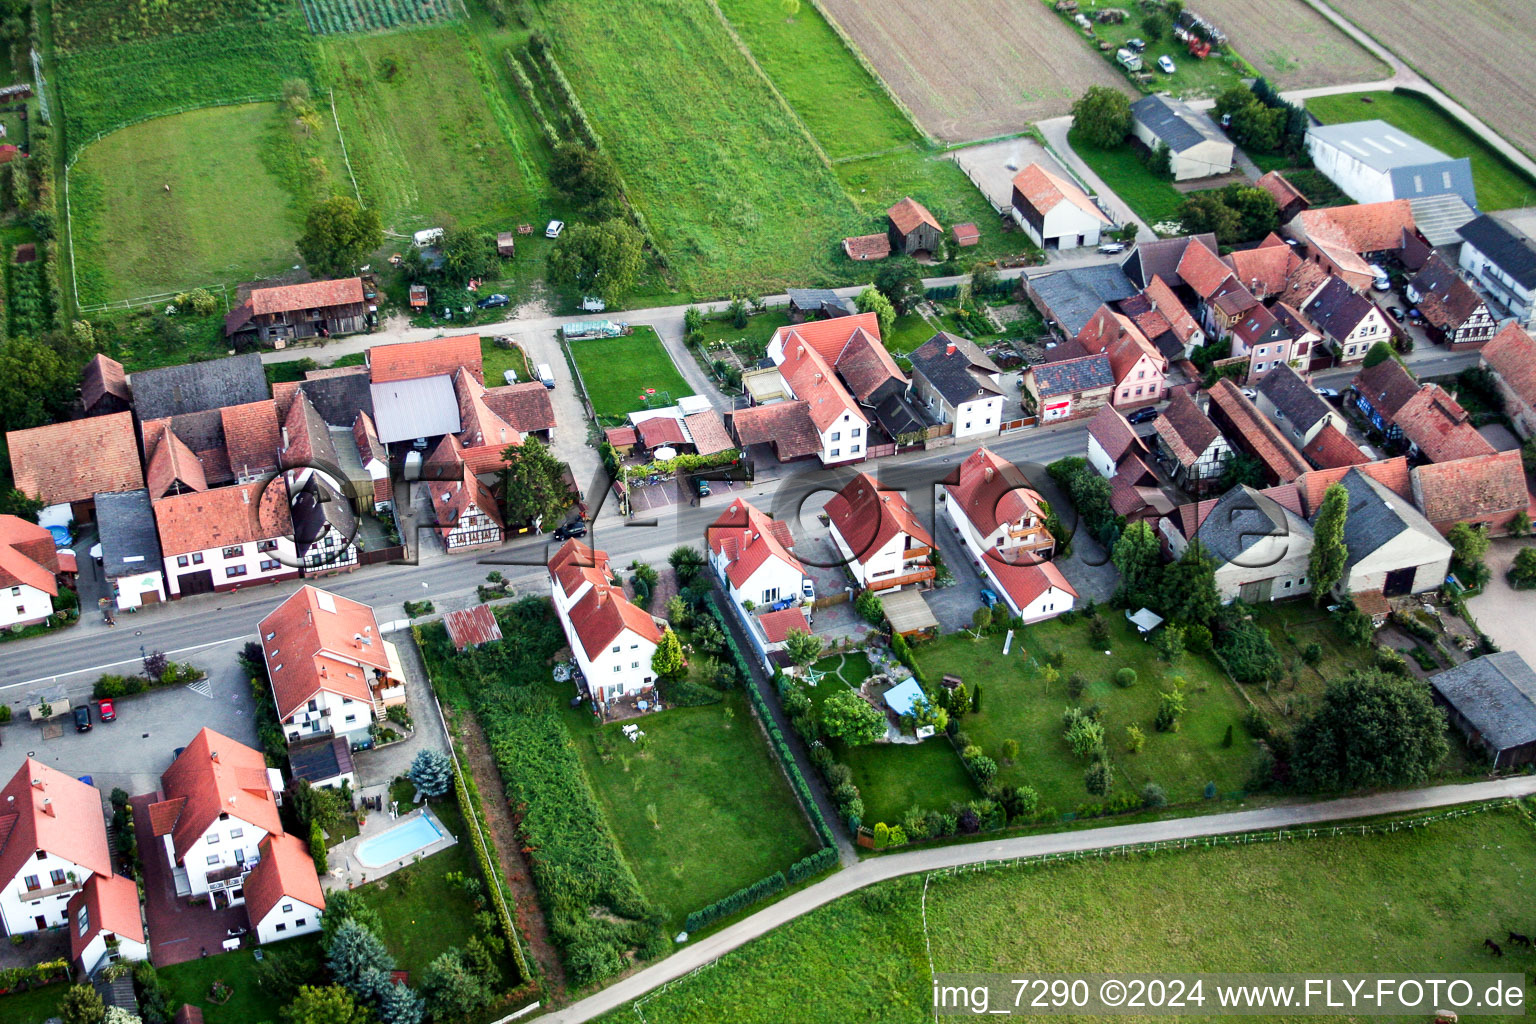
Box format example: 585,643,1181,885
580,296,606,312
1097,241,1126,255
1388,306,1407,321
1370,264,1391,291
552,519,588,541
980,589,999,609
537,363,556,388
73,705,91,732
476,293,510,309
802,577,815,601
545,220,565,239
1242,387,1258,400
1314,387,1340,400
1157,54,1177,73
1407,308,1425,323
1116,48,1143,71
1126,405,1160,424
97,699,115,722
1125,37,1146,52
693,476,712,498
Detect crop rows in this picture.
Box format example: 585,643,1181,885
51,0,295,53
299,0,464,35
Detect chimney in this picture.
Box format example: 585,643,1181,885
210,750,220,763
983,465,995,483
242,489,250,504
30,777,42,790
946,343,956,356
41,798,53,817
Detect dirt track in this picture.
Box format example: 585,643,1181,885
813,0,1129,143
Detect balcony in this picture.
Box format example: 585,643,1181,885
866,564,936,592
18,879,82,902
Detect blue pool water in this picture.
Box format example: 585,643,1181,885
356,813,445,867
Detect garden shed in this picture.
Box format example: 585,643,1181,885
880,587,938,637
1429,652,1536,768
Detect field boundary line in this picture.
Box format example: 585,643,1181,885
329,86,364,207
799,0,935,147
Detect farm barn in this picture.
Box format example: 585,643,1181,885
887,197,943,256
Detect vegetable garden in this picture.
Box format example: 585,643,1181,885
49,0,293,52
298,0,467,36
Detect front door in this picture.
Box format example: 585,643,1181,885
34,915,46,929
1383,566,1416,597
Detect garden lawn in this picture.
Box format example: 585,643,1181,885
481,336,533,386
602,802,1536,1024
568,325,694,420
537,0,859,296
1243,600,1371,719
160,939,319,1024
887,312,941,356
805,654,978,825
1306,90,1536,212
68,102,349,304
911,617,1258,811
1068,128,1186,228
695,309,790,360
0,985,67,1024
1046,2,1254,102
560,689,819,932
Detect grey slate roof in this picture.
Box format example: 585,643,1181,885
909,332,1004,407
294,371,374,426
1308,120,1479,208
1430,651,1536,754
866,377,927,438
787,288,855,316
1303,275,1375,341
1331,466,1448,573
1194,484,1310,566
1459,214,1536,290
1031,265,1137,337
291,475,356,555
130,353,268,421
1131,94,1228,154
1030,353,1114,397
1257,363,1332,434
1119,233,1221,289
93,488,162,580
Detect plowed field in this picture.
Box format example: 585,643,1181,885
1199,0,1389,89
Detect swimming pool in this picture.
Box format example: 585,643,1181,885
356,812,446,868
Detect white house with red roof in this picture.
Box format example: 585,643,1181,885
548,539,666,704
0,515,62,628
148,729,286,903
706,498,810,610
259,586,406,745
68,872,147,975
0,759,112,936
244,832,324,944
826,472,935,591
940,448,1075,622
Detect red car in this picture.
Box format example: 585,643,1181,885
97,699,115,722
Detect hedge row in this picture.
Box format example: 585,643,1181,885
683,870,785,934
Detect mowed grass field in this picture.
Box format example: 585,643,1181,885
1067,128,1186,227
68,102,349,303
567,325,694,420
1307,90,1536,211
604,803,1536,1024
912,617,1257,812
560,689,819,932
538,0,857,296
1328,0,1536,160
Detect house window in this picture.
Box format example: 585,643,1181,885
276,923,287,933
177,556,189,568
77,907,89,937
50,869,66,886
1255,362,1267,373
613,665,621,673
632,661,639,669
222,545,244,559
257,540,278,552
34,851,44,861
611,645,620,654
206,855,221,866
307,699,318,712
851,444,860,453
23,875,39,891
207,834,219,845
763,587,780,604
963,423,971,431
1283,580,1293,590
192,553,204,564
230,828,243,839
344,714,357,723
852,428,862,437
260,559,280,572
1137,370,1146,380
830,449,840,458
1120,390,1129,399
282,904,293,914
1298,576,1307,586
297,918,307,927
830,431,841,441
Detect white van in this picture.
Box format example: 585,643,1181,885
1370,264,1391,292
413,227,444,247
537,363,556,389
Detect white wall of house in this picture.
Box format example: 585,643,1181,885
253,898,323,945
1212,537,1313,603
76,925,148,977
1461,240,1536,328
819,409,868,465
164,537,299,598
1343,535,1452,597
1307,136,1394,205
991,571,1075,623
282,688,373,745
1255,395,1346,449
574,627,658,704
1111,352,1165,407
726,557,806,611
0,583,54,628
1,853,90,934
1132,123,1233,180
110,569,167,611
951,395,1005,440
939,489,1050,563
832,526,907,589
168,817,270,900
1324,307,1393,364
1086,432,1119,479
1022,202,1105,249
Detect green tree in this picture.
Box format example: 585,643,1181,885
1071,85,1133,149
1161,540,1220,627
971,261,1001,294
1178,191,1241,243
1218,451,1265,490
1141,10,1169,41
1447,522,1491,573
1155,623,1185,663
667,545,706,584
855,285,896,339
1361,340,1396,368
1154,686,1186,732
549,142,624,219
327,918,395,1000
1309,482,1349,601
500,437,570,529
651,628,685,678
1147,141,1172,179
297,195,383,278
873,259,925,314
308,820,328,874
1221,184,1280,240
321,890,381,949
1508,547,1536,589
0,336,74,434
283,985,370,1024
1112,521,1163,609
1290,669,1449,791
1084,756,1114,796
420,948,493,1021
0,487,44,522
1229,102,1286,152
60,984,105,1024
377,981,425,1024
547,219,644,306
783,628,823,669
971,605,993,632
855,587,885,625
441,227,499,281
408,749,453,801
822,689,887,745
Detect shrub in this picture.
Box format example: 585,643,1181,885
966,754,998,785
1000,738,1019,764
1140,782,1167,808
1063,708,1105,757
855,588,884,624
1301,642,1323,666
1124,724,1145,753
1088,614,1111,647
1084,758,1114,796
1154,687,1186,732
1065,672,1087,699
1114,667,1137,688
1184,623,1212,653
1508,547,1536,589
1002,786,1039,821
1217,616,1283,683
1333,604,1375,648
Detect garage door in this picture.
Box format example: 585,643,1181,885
177,569,215,596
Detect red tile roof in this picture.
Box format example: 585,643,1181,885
1352,358,1421,420
154,728,282,862
220,400,281,479
483,382,556,434
1012,163,1109,223
952,223,981,246
707,498,801,588
1208,378,1310,483
431,466,505,539
6,411,144,506
757,605,811,644
604,425,639,449
729,402,822,458
549,538,613,599
888,196,941,236
842,233,892,260
1255,170,1307,209
1087,404,1143,465
684,411,733,455
826,471,933,567
566,579,664,660
249,277,364,316
773,313,882,365
259,586,390,721
1228,243,1294,297
1154,389,1221,467
1483,322,1536,410
68,873,143,963
944,447,1048,538
1297,456,1412,514
833,328,906,403
1411,450,1528,526
1302,423,1369,469
444,604,503,649
986,554,1076,613
1176,237,1235,299
776,339,859,434
0,759,111,892
152,478,293,556
244,832,324,928
81,353,130,412
0,515,59,594
369,334,483,384
1298,200,1415,255
1393,385,1495,462
1142,275,1201,345
636,416,686,450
